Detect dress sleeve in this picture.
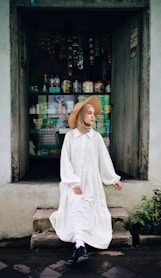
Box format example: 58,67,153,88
60,132,81,187
98,134,121,185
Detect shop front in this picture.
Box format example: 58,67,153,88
4,0,161,240
10,0,149,182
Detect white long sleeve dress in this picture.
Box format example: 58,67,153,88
49,128,120,249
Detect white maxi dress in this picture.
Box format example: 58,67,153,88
50,128,121,249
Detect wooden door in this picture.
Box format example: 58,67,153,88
18,15,29,179
111,13,141,178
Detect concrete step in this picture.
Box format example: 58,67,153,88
33,208,54,233
109,207,129,232
33,207,129,234
139,234,161,246
31,207,131,249
31,208,161,249
30,231,132,249
30,230,161,249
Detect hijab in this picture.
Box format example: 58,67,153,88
76,103,95,134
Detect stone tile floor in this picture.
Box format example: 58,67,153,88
0,245,161,277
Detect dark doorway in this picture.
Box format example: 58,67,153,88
16,7,148,181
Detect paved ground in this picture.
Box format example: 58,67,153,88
0,243,161,278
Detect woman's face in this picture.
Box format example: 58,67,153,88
83,105,95,126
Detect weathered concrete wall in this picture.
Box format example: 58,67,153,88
0,181,160,239
149,0,161,182
0,0,11,184
0,182,59,239
1,0,161,240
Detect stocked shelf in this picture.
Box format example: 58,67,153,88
29,30,112,158
29,94,111,158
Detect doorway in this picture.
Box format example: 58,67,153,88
11,7,149,181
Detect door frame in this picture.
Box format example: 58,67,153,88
10,1,149,181
138,9,150,179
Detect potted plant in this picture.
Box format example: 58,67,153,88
129,189,161,245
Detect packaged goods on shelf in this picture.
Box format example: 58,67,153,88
29,30,112,158
104,105,111,114
94,81,104,93
82,81,94,93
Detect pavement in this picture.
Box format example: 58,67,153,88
0,240,161,278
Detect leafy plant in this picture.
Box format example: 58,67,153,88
131,189,161,226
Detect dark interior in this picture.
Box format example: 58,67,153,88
20,8,137,181
20,8,136,32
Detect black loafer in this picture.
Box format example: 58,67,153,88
67,247,77,265
76,246,89,264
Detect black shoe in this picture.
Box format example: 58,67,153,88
67,247,77,265
76,246,89,264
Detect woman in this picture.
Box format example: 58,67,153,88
50,95,122,265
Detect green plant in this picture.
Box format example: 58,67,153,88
131,189,161,226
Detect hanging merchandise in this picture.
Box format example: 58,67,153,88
67,36,73,77
60,35,67,59
94,34,101,57
101,34,112,82
72,35,79,68
88,36,95,66
77,35,84,70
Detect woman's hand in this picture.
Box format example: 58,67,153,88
73,185,83,195
114,180,122,190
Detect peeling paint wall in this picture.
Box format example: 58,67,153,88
0,0,11,184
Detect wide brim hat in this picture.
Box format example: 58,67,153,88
68,95,101,129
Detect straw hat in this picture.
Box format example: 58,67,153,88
68,95,101,129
